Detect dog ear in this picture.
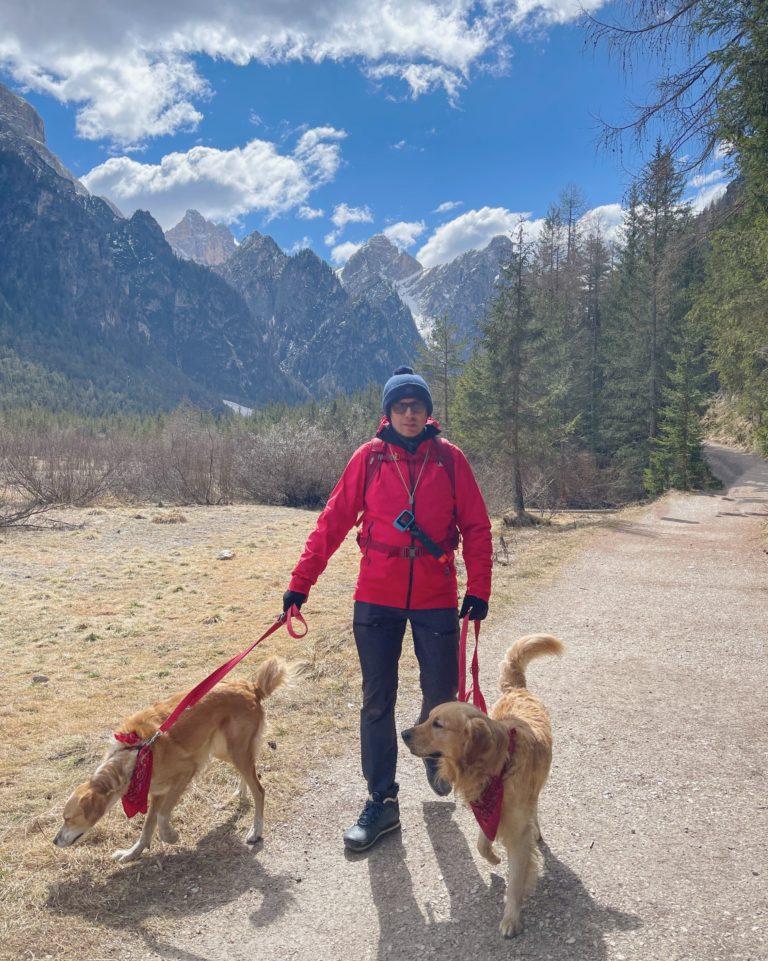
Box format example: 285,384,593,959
80,787,110,825
461,716,492,769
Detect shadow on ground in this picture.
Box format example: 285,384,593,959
46,815,294,961
366,802,640,961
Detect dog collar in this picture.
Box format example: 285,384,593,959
469,727,517,842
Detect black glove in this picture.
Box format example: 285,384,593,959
282,590,307,613
459,594,488,621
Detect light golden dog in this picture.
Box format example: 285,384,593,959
54,657,289,862
402,634,563,937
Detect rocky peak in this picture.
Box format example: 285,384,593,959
222,229,287,281
0,81,88,196
484,234,514,257
399,233,515,344
164,209,237,266
0,82,45,142
340,233,422,299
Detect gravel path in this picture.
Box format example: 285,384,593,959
124,444,767,961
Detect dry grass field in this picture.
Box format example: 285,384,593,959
0,500,622,961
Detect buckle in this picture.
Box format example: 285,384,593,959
405,547,419,558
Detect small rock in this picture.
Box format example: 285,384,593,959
218,550,235,560
32,674,49,684
268,740,277,750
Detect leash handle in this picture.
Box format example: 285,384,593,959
157,605,306,735
280,604,308,638
458,614,487,713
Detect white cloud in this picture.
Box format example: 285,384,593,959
325,202,374,244
330,240,363,265
0,0,607,143
81,127,346,228
383,220,426,248
688,169,725,190
391,139,407,150
416,206,535,267
579,203,625,243
434,200,463,213
4,49,207,144
288,236,312,254
331,203,374,229
683,166,730,212
365,63,465,103
297,205,324,219
688,181,728,213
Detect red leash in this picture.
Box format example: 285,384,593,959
115,605,308,817
458,614,487,714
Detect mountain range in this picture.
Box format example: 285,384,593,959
163,210,514,345
0,81,513,415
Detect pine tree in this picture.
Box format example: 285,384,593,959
532,198,581,500
581,216,613,454
417,313,467,432
644,327,713,494
453,222,545,522
638,140,691,438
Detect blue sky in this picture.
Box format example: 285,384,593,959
1,0,729,267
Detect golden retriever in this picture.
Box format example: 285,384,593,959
54,656,289,863
402,634,563,937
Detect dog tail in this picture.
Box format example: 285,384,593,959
253,656,289,698
499,635,564,692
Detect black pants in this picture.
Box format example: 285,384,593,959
352,601,459,796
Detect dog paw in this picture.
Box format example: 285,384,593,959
159,825,179,844
499,914,523,938
112,846,145,863
245,820,263,844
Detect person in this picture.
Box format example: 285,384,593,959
282,366,492,851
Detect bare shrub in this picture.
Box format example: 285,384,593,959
0,487,53,529
133,405,236,505
233,421,353,507
471,447,626,516
1,424,128,507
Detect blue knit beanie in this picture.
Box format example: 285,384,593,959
382,366,433,417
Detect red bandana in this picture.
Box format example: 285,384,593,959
469,727,517,841
113,731,154,818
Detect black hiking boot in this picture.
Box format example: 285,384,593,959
424,757,452,796
343,790,401,852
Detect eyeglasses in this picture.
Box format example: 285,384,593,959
392,400,427,415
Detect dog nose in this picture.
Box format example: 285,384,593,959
401,728,413,743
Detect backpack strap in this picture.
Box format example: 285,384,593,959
432,437,460,548
431,437,456,499
364,438,388,496
354,439,387,527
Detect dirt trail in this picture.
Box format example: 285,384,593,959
121,445,767,961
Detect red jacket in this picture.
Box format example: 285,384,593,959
289,418,492,609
